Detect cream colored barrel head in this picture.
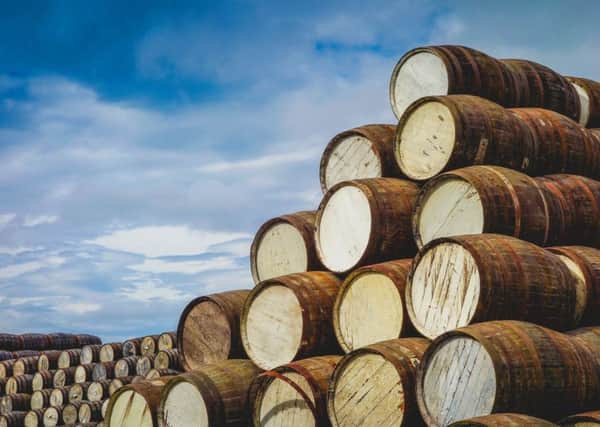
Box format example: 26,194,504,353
245,285,303,370
318,185,372,272
256,223,308,282
331,353,404,427
337,272,404,352
409,242,480,339
391,51,449,120
258,372,315,427
421,336,496,426
324,135,381,191
416,177,484,247
108,390,153,427
397,101,455,180
163,381,208,427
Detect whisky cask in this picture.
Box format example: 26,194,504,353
79,400,104,423
332,259,414,353
37,351,61,371
327,338,429,427
49,387,70,407
154,350,180,371
80,345,102,365
241,272,342,370
69,382,91,402
74,334,102,347
560,410,600,426
567,76,600,127
41,407,63,427
449,413,558,426
0,361,15,379
109,377,134,397
31,370,54,391
157,333,176,351
177,290,250,371
105,379,169,427
92,362,116,382
145,369,177,380
122,338,142,357
62,401,83,424
14,357,39,376
136,356,155,377
87,380,110,402
30,389,51,409
75,364,95,384
6,375,34,394
315,178,419,273
53,367,77,387
47,333,79,350
114,356,139,378
141,336,160,356
23,409,45,427
0,412,26,427
0,335,22,352
58,349,81,369
99,344,122,363
0,393,30,414
21,334,49,351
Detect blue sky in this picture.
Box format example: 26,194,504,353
0,1,599,341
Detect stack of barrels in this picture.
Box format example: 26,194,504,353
99,45,600,427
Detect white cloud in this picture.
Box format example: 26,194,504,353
119,279,193,302
208,239,252,258
0,213,16,228
0,246,44,256
86,226,250,258
23,214,59,227
197,149,319,173
128,256,237,274
0,256,66,280
60,302,101,315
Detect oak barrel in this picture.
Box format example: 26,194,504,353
0,393,30,414
13,356,39,376
57,349,81,369
136,356,155,377
114,356,139,378
29,389,51,409
560,410,600,426
105,379,170,427
37,351,61,372
53,367,77,387
6,375,34,394
154,350,180,371
79,400,104,423
99,344,122,363
567,76,600,127
87,380,110,402
0,412,26,427
80,345,102,365
31,370,54,391
122,338,142,357
141,335,160,356
157,333,176,351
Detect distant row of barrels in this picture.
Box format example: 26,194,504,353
0,334,100,354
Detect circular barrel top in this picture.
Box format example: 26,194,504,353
107,388,154,427
162,380,208,427
254,221,308,282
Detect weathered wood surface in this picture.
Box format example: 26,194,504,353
106,380,168,427
157,333,176,352
177,290,250,372
100,344,123,363
0,411,27,427
92,362,116,382
141,336,160,357
53,367,77,388
6,375,34,395
68,381,91,402
241,272,342,370
49,387,70,408
37,351,61,372
79,400,104,423
13,357,39,376
0,393,30,414
31,370,54,391
560,410,600,426
449,413,558,426
115,356,139,378
122,338,142,357
81,345,102,365
30,389,51,409
328,338,429,427
75,364,95,384
136,356,155,377
567,77,600,127
333,259,414,353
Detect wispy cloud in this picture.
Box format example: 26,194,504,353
0,256,66,280
0,246,44,256
59,302,101,315
128,256,237,274
0,213,16,228
197,149,320,173
23,214,59,227
119,279,193,302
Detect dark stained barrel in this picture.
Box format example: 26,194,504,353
567,76,600,127
0,393,30,414
21,334,49,351
0,334,22,352
49,387,70,407
114,356,139,378
0,361,14,379
0,412,27,427
0,353,12,363
449,413,558,426
47,333,78,350
37,350,61,371
136,355,155,377
74,334,102,347
31,370,54,391
560,410,600,426
109,377,134,397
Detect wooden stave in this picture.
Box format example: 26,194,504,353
141,336,160,357
58,349,82,369
92,362,116,382
0,412,26,427
29,389,52,410
75,364,96,384
69,382,92,403
49,387,70,408
6,375,34,395
79,400,104,423
121,338,142,357
13,357,39,377
87,380,111,402
136,356,155,377
114,356,139,378
567,76,600,127
53,367,78,388
0,393,30,414
31,370,54,391
105,380,167,427
37,351,61,372
154,350,181,371
559,410,600,425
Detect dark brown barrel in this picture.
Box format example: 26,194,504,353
502,59,580,121
567,326,600,370
158,359,261,427
0,393,30,414
0,334,22,352
328,338,429,427
69,382,91,403
74,334,102,347
406,234,582,339
6,375,33,394
13,356,39,376
536,175,600,247
389,46,514,120
449,413,558,426
109,377,134,397
53,367,77,388
37,351,61,371
99,343,122,362
560,410,600,426
413,166,551,248
58,349,81,369
417,321,600,426
87,380,110,402
75,364,95,384
319,125,403,192
21,334,49,351
24,408,44,427
62,401,83,424
154,350,180,371
251,355,340,427
47,333,79,350
250,211,323,284
79,400,103,423
80,345,102,365
122,338,142,357
333,259,414,353
49,386,70,407
145,368,178,380
31,370,54,391
92,362,116,382
30,389,52,410
105,379,169,427
0,361,15,379
0,412,26,427
567,76,600,127
10,350,39,359
114,356,139,378
316,178,419,273
157,333,176,351
177,290,250,372
136,356,155,377
141,335,160,356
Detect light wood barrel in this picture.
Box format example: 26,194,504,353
406,234,583,339
92,362,116,382
42,406,62,427
177,290,250,372
109,377,134,397
136,356,155,377
31,370,54,391
99,344,122,363
154,350,180,371
37,351,61,372
158,359,261,427
80,345,102,365
157,333,176,351
413,166,551,248
449,413,558,426
315,178,419,273
333,259,414,353
23,409,45,427
141,336,160,356
0,361,15,379
69,382,91,402
251,355,340,427
14,357,39,376
30,389,51,409
49,387,70,407
105,380,168,427
327,338,429,427
0,412,26,427
114,356,139,378
251,211,323,284
567,77,600,127
241,272,342,370
416,321,600,426
58,349,81,369
6,374,34,394
319,125,403,192
122,338,142,357
560,410,600,426
75,364,95,384
87,380,110,402
53,367,77,388
63,401,83,424
394,95,531,181
79,400,104,423
0,393,30,414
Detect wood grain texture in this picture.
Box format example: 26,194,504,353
177,290,250,372
6,375,34,394
449,413,558,426
141,336,160,357
100,343,123,363
68,382,90,402
241,272,342,370
157,333,176,351
37,351,61,372
49,387,69,407
0,412,27,427
53,367,77,387
136,356,155,377
333,259,414,353
115,356,140,378
106,381,165,427
31,370,53,391
57,349,81,369
14,356,39,376
0,393,30,414
88,380,111,402
81,345,102,365
30,389,51,409
327,338,429,427
122,339,142,357
79,400,104,423
154,350,181,371
567,77,600,128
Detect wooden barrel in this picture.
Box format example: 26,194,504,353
332,259,414,353
37,351,61,371
114,356,138,378
88,380,110,402
136,356,155,377
21,334,49,351
69,382,91,402
250,211,323,284
49,387,70,407
47,333,78,350
53,367,77,387
92,362,116,382
58,349,81,369
316,178,419,273
154,350,180,371
416,321,600,426
406,234,583,339
105,379,169,427
30,389,51,409
31,370,54,391
145,369,177,380
141,336,159,356
158,359,261,427
413,166,551,248
0,334,22,352
23,409,45,427
449,413,558,426
14,356,39,376
81,345,102,365
251,355,340,427
389,46,514,121
6,374,34,394
177,290,250,371
0,361,15,379
75,364,95,384
99,344,122,363
241,272,342,370
0,393,30,414
121,338,142,357
0,353,12,363
79,400,103,423
11,350,39,359
157,333,176,351
319,125,403,192
560,410,600,426
501,59,580,121
567,77,600,127
74,334,102,347
109,377,134,397
0,412,26,427
394,95,532,180
41,406,62,427
63,401,83,425
327,338,429,427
